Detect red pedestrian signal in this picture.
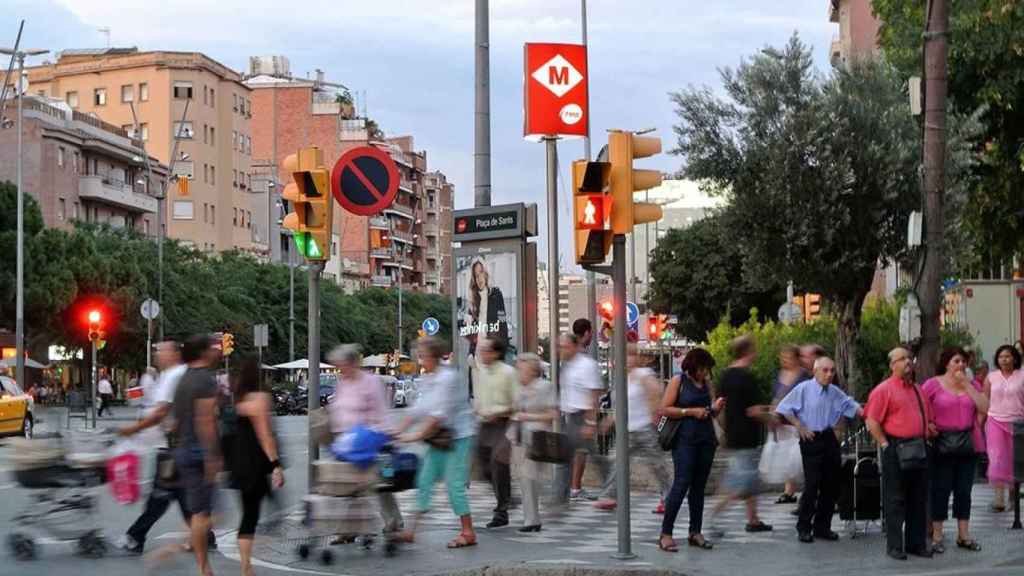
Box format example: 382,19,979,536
87,309,103,342
598,300,614,321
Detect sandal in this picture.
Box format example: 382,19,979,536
775,493,798,504
395,531,416,544
657,536,679,553
688,534,713,550
447,534,477,549
956,538,981,552
931,541,945,554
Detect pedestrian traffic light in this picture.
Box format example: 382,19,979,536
87,309,102,342
281,146,333,261
572,159,612,265
221,332,235,356
598,299,614,343
608,130,664,235
647,314,660,341
805,293,822,322
598,300,614,321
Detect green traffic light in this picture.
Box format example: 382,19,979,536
306,237,323,259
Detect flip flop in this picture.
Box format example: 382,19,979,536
447,534,477,549
657,537,679,552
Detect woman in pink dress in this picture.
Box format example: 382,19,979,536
923,347,988,552
983,345,1024,512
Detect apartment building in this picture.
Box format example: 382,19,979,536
246,55,454,294
0,94,168,235
829,0,882,67
25,48,261,255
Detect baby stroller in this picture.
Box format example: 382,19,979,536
6,432,113,560
296,444,418,564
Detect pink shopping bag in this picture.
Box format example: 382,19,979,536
108,450,141,504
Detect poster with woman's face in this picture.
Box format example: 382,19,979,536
455,251,518,363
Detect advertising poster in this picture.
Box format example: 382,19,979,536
455,251,520,368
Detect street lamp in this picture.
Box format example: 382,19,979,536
0,45,49,389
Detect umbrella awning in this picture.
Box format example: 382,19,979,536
270,359,333,370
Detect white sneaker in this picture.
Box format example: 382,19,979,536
114,534,142,554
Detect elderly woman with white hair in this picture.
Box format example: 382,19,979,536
326,344,402,533
508,353,558,532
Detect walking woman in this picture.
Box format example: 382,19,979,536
772,344,804,505
595,344,672,511
231,355,284,576
658,348,724,551
984,344,1024,512
923,347,988,553
394,337,478,549
508,353,557,532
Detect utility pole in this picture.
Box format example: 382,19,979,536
545,137,560,427
581,0,598,357
918,0,948,380
610,234,634,559
474,0,491,207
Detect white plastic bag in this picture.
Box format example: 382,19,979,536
759,429,803,484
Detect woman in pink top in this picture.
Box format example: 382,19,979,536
923,347,988,553
326,344,401,532
984,345,1024,512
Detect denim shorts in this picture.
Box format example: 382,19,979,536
174,447,216,516
722,448,760,497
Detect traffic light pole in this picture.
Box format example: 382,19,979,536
545,137,560,433
90,339,97,429
307,261,323,492
610,234,634,559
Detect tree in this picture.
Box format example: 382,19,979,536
669,36,920,396
873,0,1024,275
647,212,783,341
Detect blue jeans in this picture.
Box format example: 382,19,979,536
661,442,716,537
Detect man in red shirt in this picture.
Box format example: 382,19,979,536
866,347,934,561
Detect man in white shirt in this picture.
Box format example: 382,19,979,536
115,340,215,555
555,323,610,503
97,371,114,417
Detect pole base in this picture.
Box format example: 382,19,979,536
611,551,637,560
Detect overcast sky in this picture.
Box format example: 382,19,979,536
7,0,834,266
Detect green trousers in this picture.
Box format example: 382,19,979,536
416,436,475,517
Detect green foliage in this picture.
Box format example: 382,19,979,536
0,183,449,371
873,0,1024,272
647,213,784,340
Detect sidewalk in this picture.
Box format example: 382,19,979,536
251,483,1024,576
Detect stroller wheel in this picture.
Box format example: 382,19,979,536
384,541,398,557
8,533,35,561
319,549,334,565
88,536,107,558
359,535,374,550
297,543,311,560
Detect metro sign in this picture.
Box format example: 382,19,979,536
524,43,588,140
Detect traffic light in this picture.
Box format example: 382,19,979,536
805,294,822,322
87,309,102,342
598,299,614,342
647,314,661,341
221,332,235,356
281,146,333,261
572,159,612,265
608,130,664,235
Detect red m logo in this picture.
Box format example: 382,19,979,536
548,66,569,85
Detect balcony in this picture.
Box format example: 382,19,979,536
339,118,369,142
830,36,844,67
425,272,440,285
389,229,414,245
384,202,414,220
369,216,389,230
78,175,157,213
398,178,417,194
370,247,392,259
371,275,393,288
381,257,414,271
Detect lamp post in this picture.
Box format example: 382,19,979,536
0,45,49,390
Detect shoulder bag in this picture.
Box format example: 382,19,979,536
424,426,454,451
528,429,571,463
657,377,685,451
895,385,929,470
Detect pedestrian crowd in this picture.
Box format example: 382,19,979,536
104,323,1024,575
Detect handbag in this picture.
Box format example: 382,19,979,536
895,385,929,471
155,447,179,489
935,429,974,456
423,426,454,451
527,429,571,463
657,377,685,451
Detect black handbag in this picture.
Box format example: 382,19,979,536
657,376,686,451
424,426,454,451
935,429,974,456
528,430,571,463
895,385,929,471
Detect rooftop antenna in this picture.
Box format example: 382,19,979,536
98,27,111,48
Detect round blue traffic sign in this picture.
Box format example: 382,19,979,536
626,302,639,328
422,317,440,336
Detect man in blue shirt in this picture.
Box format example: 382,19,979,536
776,357,863,543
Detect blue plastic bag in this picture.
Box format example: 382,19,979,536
330,425,390,468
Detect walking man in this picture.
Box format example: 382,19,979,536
472,337,518,528
776,357,863,543
866,347,934,560
708,335,773,536
97,370,114,417
173,334,224,576
555,330,609,503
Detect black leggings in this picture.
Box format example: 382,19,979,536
238,481,269,537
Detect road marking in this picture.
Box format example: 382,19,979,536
0,482,17,490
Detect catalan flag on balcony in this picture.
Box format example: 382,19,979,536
177,176,190,197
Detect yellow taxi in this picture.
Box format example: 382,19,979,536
0,376,33,438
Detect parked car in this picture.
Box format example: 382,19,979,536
392,378,420,408
0,376,34,438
